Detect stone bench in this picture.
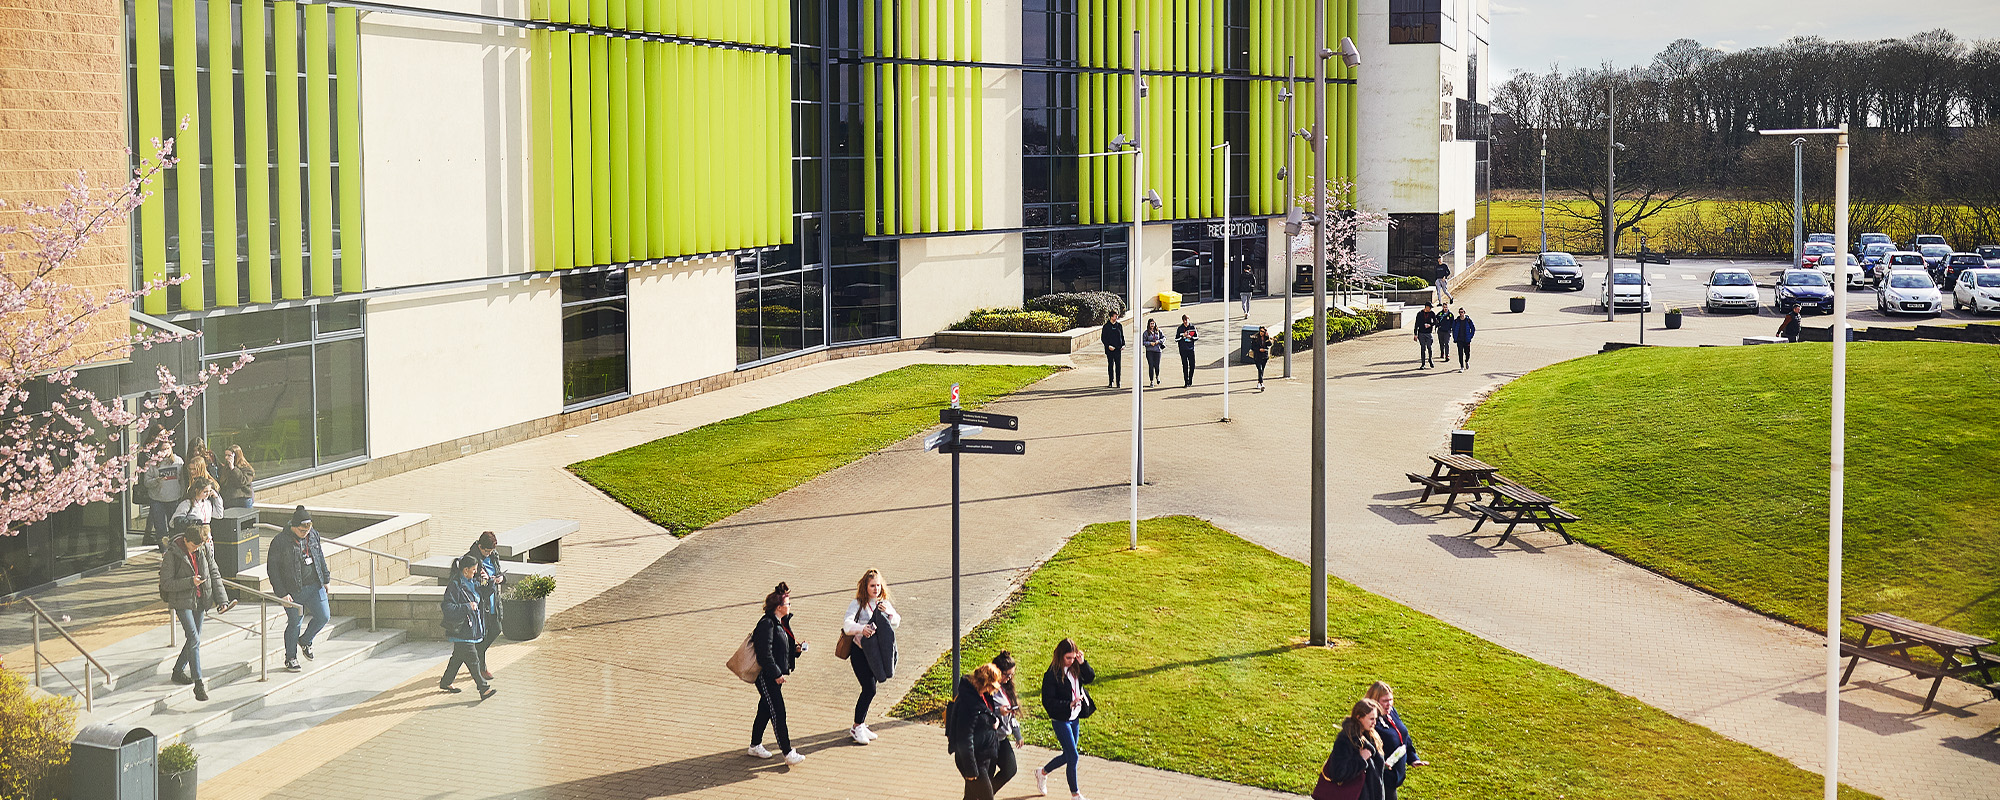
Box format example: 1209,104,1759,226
491,519,579,563
410,555,559,585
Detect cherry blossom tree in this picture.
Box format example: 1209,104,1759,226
1288,178,1394,290
0,135,248,536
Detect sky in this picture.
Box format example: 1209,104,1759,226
1488,0,2000,79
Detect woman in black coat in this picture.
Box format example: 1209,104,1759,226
1035,638,1095,799
949,664,1016,800
749,583,806,765
1366,682,1427,800
1250,327,1273,389
1316,698,1387,800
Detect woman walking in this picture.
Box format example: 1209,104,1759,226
1141,319,1166,387
172,477,224,541
1034,639,1095,799
467,532,507,680
1314,698,1387,800
750,583,807,765
218,445,256,509
1249,327,1273,389
1432,307,1454,369
159,520,230,702
993,651,1024,746
1453,311,1476,372
438,555,497,699
844,568,901,744
1366,682,1427,800
950,663,1017,800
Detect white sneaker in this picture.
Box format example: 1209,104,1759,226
850,725,869,745
783,749,806,765
747,745,772,759
859,723,878,741
1035,768,1049,796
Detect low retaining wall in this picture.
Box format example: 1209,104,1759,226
235,506,432,598
1803,322,2000,344
329,584,447,640
935,325,1104,354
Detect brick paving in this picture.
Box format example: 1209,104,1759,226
206,260,1998,800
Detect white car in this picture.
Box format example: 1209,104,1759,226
1814,253,1869,289
1953,269,2000,315
1875,250,1926,284
1876,269,1942,316
1600,267,1653,312
1702,268,1759,312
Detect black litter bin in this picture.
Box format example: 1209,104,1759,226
212,506,262,577
72,723,157,800
1450,429,1475,456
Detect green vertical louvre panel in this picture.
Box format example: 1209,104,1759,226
550,27,575,270
242,0,271,302
648,41,669,258
529,1,554,271
589,35,611,263
135,0,166,313
172,0,203,309
208,0,236,306
305,6,334,297
568,31,592,264
608,37,629,263
335,8,362,292
274,2,303,299
627,38,649,261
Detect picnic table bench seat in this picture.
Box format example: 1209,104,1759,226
1839,642,1947,679
1839,612,1996,711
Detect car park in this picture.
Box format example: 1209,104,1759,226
1774,269,1834,314
1599,267,1653,311
1941,253,1985,290
1952,269,2000,315
1702,268,1760,312
1876,269,1942,316
1914,234,1949,251
1918,243,1952,270
1531,251,1585,291
1876,251,1926,284
1815,253,1869,289
1977,245,2000,268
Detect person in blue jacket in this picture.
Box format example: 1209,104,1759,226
438,555,496,699
1453,311,1476,371
466,531,507,681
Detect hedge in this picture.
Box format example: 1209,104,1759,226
1024,291,1125,329
1287,309,1394,350
948,308,1073,333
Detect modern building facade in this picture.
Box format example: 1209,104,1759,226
4,0,1497,593
1354,0,1490,279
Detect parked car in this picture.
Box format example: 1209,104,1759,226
1815,253,1869,289
1702,268,1760,313
1952,269,2000,315
1918,243,1952,270
1800,241,1835,266
1914,233,1949,251
1876,250,1927,284
1941,253,1985,290
1775,269,1835,314
1807,232,1836,245
1977,245,2000,268
1859,242,1896,268
1857,232,1895,252
1876,269,1942,316
1599,267,1653,311
1531,251,1585,291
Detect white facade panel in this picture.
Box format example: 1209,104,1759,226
899,234,1024,336
628,257,736,395
364,282,561,457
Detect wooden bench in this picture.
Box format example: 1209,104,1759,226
409,555,559,585
1466,482,1580,544
1839,612,1995,711
491,519,579,563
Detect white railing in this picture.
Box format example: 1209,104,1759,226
254,523,412,632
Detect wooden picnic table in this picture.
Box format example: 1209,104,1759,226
1839,612,1996,711
1466,481,1580,545
1405,454,1501,511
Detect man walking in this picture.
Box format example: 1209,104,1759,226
1101,311,1125,388
1434,258,1454,303
141,449,185,547
269,505,332,672
1175,315,1199,388
1413,303,1436,368
1777,308,1802,343
1454,311,1477,371
1238,264,1256,317
1432,306,1454,369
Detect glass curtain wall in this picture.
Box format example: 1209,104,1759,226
561,272,630,407
200,302,366,482
1023,227,1128,300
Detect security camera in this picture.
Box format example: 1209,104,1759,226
1109,134,1133,151
1338,37,1361,68
1142,190,1164,210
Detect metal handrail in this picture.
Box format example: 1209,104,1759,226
22,596,112,712
258,523,411,632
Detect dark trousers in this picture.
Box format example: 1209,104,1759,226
146,500,176,542
1104,347,1122,386
850,648,877,725
1178,346,1196,385
1145,351,1162,383
753,675,791,753
477,610,501,663
441,641,490,691
1417,334,1434,367
1043,719,1082,793
1254,359,1268,383
1457,340,1472,368
1435,331,1451,359
957,742,1017,800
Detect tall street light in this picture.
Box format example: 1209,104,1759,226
1539,129,1548,254
1603,85,1619,324
1280,57,1298,379
1101,31,1161,551
1307,0,1361,645
1760,124,1850,800
1792,137,1806,267
1214,140,1232,422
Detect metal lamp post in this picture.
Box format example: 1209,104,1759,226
1792,137,1806,267
1280,57,1298,379
1539,129,1548,254
1603,85,1618,323
1214,141,1232,422
1760,125,1851,800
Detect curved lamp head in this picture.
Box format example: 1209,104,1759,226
1109,133,1133,151
1142,190,1164,210
1338,37,1361,69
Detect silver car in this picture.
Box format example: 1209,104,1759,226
1702,269,1759,312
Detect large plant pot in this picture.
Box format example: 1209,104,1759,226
502,597,547,641
1509,297,1526,313
161,767,197,800
1665,314,1683,330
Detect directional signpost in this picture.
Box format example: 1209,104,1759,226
935,401,1025,686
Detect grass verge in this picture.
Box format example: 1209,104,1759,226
1467,343,1999,644
893,517,1874,799
568,364,1059,535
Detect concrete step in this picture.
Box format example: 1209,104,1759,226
69,613,372,727
32,603,298,696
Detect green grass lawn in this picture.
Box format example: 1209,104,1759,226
893,517,1874,799
568,364,1059,535
1467,342,2000,645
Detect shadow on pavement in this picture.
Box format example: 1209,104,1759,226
1367,504,1437,526
1773,689,1925,736
1940,728,2000,765
1426,534,1499,559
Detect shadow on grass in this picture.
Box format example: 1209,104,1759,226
701,484,1129,531
554,565,1037,633
1094,645,1305,684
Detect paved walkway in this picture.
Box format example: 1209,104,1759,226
205,261,1997,800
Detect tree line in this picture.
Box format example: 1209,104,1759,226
1489,31,2000,254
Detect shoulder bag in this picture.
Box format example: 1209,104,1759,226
834,602,868,660
1310,770,1364,800
727,634,761,683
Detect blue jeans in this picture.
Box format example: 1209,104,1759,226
1042,719,1081,793
284,584,330,660
172,607,203,679
227,494,255,509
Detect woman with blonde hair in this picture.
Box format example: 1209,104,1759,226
843,568,901,744
1313,698,1386,800
1365,682,1426,800
949,663,1016,800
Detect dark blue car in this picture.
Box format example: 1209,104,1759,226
1775,269,1834,314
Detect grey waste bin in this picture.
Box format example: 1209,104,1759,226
72,723,156,800
212,506,262,577
1450,429,1475,456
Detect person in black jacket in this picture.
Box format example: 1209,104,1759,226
1432,307,1454,366
159,520,231,701
1778,308,1802,343
749,583,807,765
1034,638,1095,800
1175,315,1199,387
949,664,1016,800
1317,698,1387,800
267,505,331,672
1412,303,1436,368
1249,327,1273,389
1453,311,1476,372
1101,311,1125,388
1366,682,1427,800
466,532,507,681
438,555,496,699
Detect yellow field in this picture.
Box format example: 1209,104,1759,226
1485,197,1998,256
